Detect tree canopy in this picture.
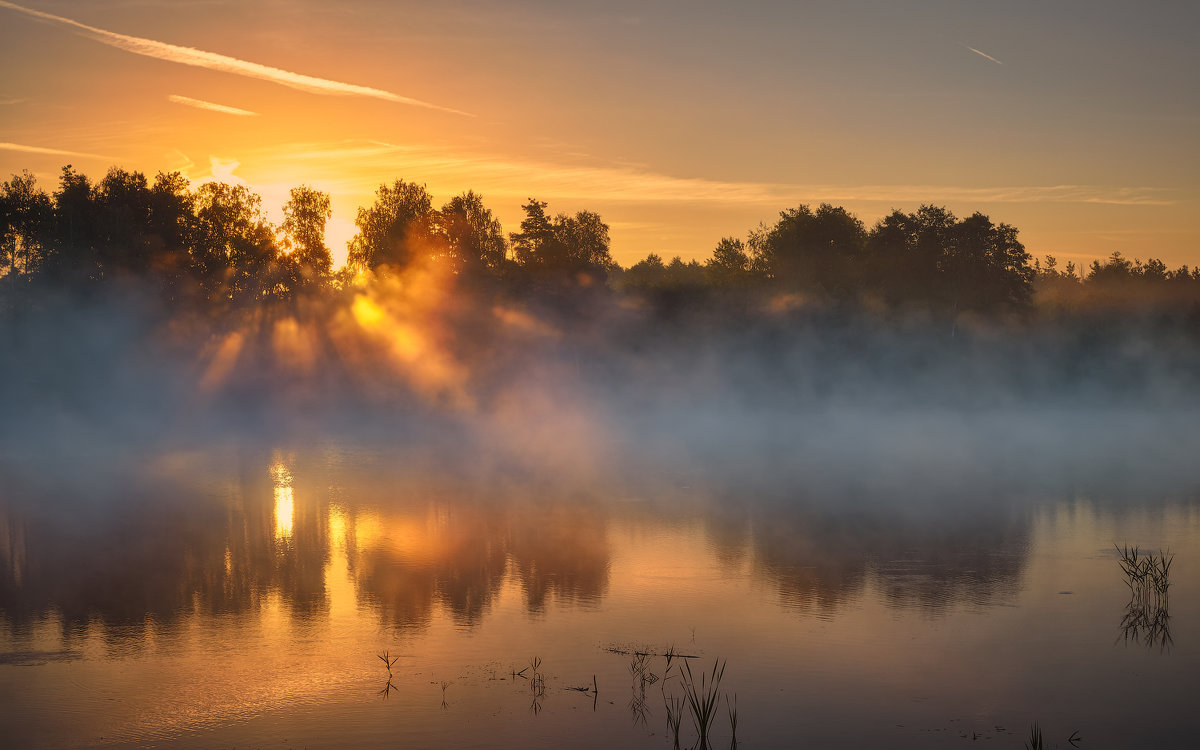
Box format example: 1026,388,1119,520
2,163,1195,321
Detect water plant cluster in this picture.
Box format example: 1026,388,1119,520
1116,543,1174,650
654,649,736,750
1025,722,1082,749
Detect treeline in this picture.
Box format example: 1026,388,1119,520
3,165,1199,318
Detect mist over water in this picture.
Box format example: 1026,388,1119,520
2,275,1200,749
3,273,1198,499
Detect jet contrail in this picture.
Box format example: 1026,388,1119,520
0,1,471,116
0,141,115,160
168,95,258,117
960,43,1004,65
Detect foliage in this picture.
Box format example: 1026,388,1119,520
4,162,1199,321
509,198,614,280
281,185,334,291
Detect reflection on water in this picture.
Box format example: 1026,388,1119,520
272,456,295,543
1,445,1199,748
0,448,614,640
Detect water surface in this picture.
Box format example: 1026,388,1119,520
2,441,1198,748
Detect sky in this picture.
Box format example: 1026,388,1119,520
1,0,1197,268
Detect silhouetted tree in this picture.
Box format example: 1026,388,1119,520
706,236,752,286
94,167,156,279
441,191,507,274
752,203,866,298
943,212,1033,312
47,165,101,286
0,171,52,290
346,179,436,272
509,199,556,268
280,185,333,293
509,199,614,281
146,171,198,299
864,205,954,307
192,183,279,304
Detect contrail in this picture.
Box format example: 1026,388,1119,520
168,95,258,117
0,1,471,116
960,43,1003,65
0,141,115,160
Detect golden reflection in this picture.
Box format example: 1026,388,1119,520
271,458,295,542
328,505,347,552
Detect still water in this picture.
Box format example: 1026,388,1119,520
2,441,1198,749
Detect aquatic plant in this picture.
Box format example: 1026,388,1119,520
1116,543,1174,650
726,692,738,748
1025,722,1083,749
528,656,546,707
1116,543,1173,605
664,694,684,749
681,658,726,746
378,676,397,698
1025,722,1043,750
378,650,399,674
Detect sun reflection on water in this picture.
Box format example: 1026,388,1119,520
271,458,295,542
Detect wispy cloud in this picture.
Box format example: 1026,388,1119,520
0,141,114,160
167,94,258,117
960,43,1003,65
245,140,1177,208
0,0,471,116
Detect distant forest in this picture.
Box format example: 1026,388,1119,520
2,165,1199,320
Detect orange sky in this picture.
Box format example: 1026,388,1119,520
2,0,1197,268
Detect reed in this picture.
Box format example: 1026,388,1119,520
726,692,738,748
681,658,726,746
528,656,546,699
1025,722,1044,750
1116,543,1174,650
664,694,684,750
1116,543,1173,604
377,650,399,674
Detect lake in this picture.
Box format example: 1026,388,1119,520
2,426,1197,749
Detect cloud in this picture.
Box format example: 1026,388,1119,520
254,140,1178,208
206,157,247,186
168,94,258,117
0,1,471,116
960,43,1004,65
0,141,114,160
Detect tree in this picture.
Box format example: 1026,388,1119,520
441,191,507,273
94,167,154,278
0,171,52,288
147,171,197,298
752,203,866,298
706,236,751,286
944,212,1033,311
509,198,556,268
281,185,333,292
47,165,100,286
861,205,1034,311
346,179,436,272
509,199,614,279
192,182,279,303
1087,251,1135,284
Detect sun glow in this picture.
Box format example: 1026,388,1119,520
335,263,474,410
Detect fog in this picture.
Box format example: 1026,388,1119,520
2,265,1198,514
